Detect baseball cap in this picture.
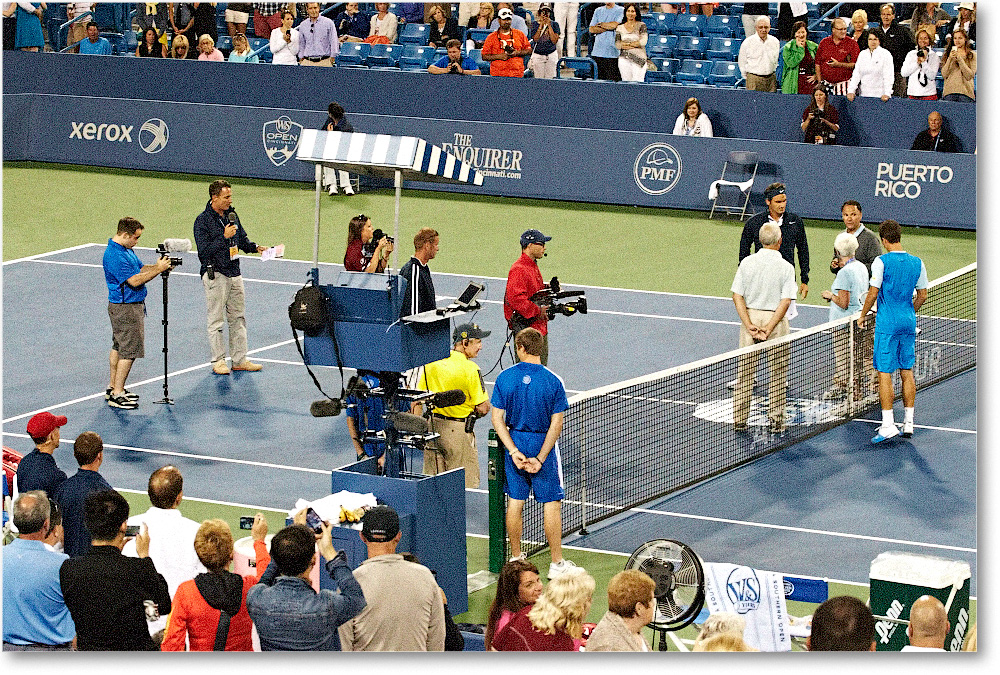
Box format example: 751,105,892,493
453,322,492,342
27,411,68,440
498,7,514,20
538,3,554,13
361,505,400,542
520,229,552,247
958,2,974,10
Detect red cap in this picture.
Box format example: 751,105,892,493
27,411,68,440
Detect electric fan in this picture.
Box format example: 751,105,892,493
625,539,706,637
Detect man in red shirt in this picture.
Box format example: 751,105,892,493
815,17,860,96
481,6,531,77
504,229,551,365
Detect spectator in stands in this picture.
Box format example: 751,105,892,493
493,566,595,651
53,431,111,558
673,97,714,137
586,569,655,651
68,3,96,48
42,496,66,552
801,85,839,144
367,2,397,44
2,492,76,651
170,32,196,58
911,3,950,46
13,1,44,51
298,2,338,66
467,2,494,34
615,3,647,82
693,612,746,649
399,551,464,651
225,2,252,36
901,29,940,100
941,27,975,102
252,2,288,38
741,2,769,39
548,1,578,58
482,7,531,78
192,1,218,44
775,2,808,41
344,214,392,272
339,505,446,651
526,4,560,80
738,15,780,92
693,633,755,651
911,110,959,153
60,489,172,651
247,514,366,650
732,221,797,434
846,32,894,101
814,18,859,96
484,559,543,650
428,3,460,48
121,465,206,638
945,2,975,44
873,3,913,97
197,33,224,60
3,4,17,51
397,2,425,25
137,26,167,57
589,2,623,81
320,102,357,195
227,32,258,61
78,21,112,55
335,2,370,43
849,8,870,49
429,37,482,75
806,595,876,651
16,411,68,498
169,2,197,48
902,595,948,651
269,9,300,65
160,515,270,651
781,20,818,95
832,200,882,276
490,2,529,34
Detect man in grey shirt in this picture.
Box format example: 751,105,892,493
731,222,797,434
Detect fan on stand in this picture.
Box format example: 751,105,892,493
625,539,706,651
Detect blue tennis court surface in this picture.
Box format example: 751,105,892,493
2,245,975,593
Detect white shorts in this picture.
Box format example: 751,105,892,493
225,9,250,24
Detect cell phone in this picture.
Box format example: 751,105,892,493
305,507,324,534
239,516,255,530
125,525,141,537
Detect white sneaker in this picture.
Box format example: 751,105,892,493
872,425,900,444
902,421,914,438
508,552,526,563
548,559,578,578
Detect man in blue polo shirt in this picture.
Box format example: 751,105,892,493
78,21,112,55
103,217,172,410
427,39,481,75
490,327,577,579
857,220,928,443
54,432,113,557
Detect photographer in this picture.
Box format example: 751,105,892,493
528,3,560,80
504,229,552,366
345,214,394,273
900,29,941,100
427,39,481,75
102,217,173,410
481,7,531,78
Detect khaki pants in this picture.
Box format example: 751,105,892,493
424,416,480,488
299,57,333,66
202,272,247,366
746,72,777,92
734,308,790,427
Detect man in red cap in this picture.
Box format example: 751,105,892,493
16,412,69,498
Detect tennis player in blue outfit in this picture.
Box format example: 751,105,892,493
857,220,928,443
490,328,577,579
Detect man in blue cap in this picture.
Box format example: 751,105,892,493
504,229,552,365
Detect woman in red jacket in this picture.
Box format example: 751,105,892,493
161,515,270,651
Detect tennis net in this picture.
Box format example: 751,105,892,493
506,263,975,560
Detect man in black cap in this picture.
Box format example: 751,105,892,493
416,323,491,487
504,229,552,365
339,506,445,651
15,412,69,498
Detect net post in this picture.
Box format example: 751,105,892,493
487,428,507,573
578,404,589,535
848,318,856,414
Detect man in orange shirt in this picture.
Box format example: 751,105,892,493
482,7,531,77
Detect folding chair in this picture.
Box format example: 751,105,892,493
709,151,759,220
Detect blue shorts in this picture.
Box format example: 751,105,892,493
873,331,915,373
503,445,564,503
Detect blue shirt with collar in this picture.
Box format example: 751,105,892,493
54,469,113,558
298,13,339,58
103,238,147,304
15,449,68,499
491,361,569,456
79,37,112,55
2,538,76,645
590,4,624,58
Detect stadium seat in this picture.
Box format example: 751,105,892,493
248,37,272,63
124,28,138,53
706,60,742,87
730,3,745,14
466,27,491,46
216,34,233,54
673,58,712,85
641,15,659,35
336,41,371,67
805,3,821,20
644,57,674,83
650,12,676,35
556,56,598,80
399,22,430,45
704,15,738,37
398,44,436,70
671,14,706,36
706,37,738,61
674,35,707,59
467,48,489,74
367,43,402,67
647,34,677,59
99,32,127,55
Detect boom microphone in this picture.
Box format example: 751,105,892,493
428,389,466,409
387,411,429,434
161,238,192,253
310,398,343,417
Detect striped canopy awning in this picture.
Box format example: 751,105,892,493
296,129,484,186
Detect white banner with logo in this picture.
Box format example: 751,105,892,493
703,562,791,652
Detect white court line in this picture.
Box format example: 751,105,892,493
1,242,97,265
855,419,976,435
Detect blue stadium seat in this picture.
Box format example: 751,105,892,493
216,34,233,54
673,58,712,84
641,15,659,34
706,37,738,61
398,44,436,70
367,43,402,67
124,28,138,53
805,3,821,20
399,22,430,45
671,14,706,36
556,56,598,80
336,41,371,67
730,3,745,14
674,35,707,59
704,15,738,37
644,57,674,83
647,34,677,58
466,28,491,47
99,32,127,55
248,37,272,62
706,60,742,87
652,12,676,35
467,48,489,74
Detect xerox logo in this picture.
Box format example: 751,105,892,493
138,119,169,154
68,118,169,154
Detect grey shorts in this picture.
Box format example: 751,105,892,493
108,302,145,360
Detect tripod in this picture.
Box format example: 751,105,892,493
154,268,174,405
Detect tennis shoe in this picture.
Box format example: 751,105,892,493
548,559,578,578
105,388,138,401
871,425,900,444
232,360,262,372
508,552,527,563
108,393,138,410
902,421,914,438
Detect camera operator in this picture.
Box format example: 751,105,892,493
344,214,394,273
427,39,481,74
102,217,173,410
504,229,552,366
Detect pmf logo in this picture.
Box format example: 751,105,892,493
262,116,302,167
139,119,169,154
634,142,682,195
726,567,762,614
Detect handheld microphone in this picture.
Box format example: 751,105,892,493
310,399,343,417
228,212,237,226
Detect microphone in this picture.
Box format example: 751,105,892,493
427,389,466,409
310,399,343,417
161,238,192,253
387,411,429,434
228,212,237,226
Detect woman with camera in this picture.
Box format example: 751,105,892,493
344,215,393,273
801,85,839,144
900,29,941,100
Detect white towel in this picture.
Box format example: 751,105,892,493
709,178,755,201
703,562,791,652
